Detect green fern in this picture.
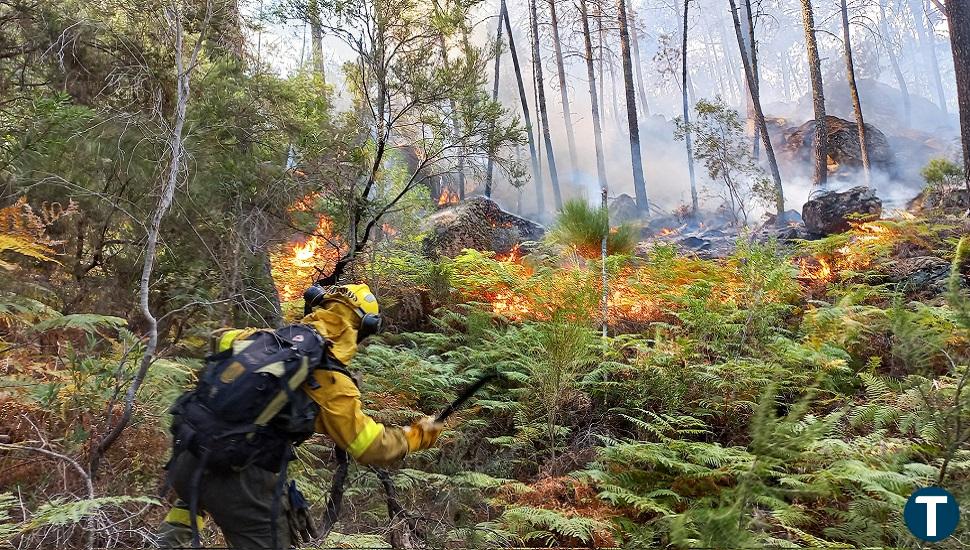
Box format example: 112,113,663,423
30,313,127,334
498,505,609,545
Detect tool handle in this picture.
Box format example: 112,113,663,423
435,374,496,423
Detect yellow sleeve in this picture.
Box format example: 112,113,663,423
303,369,410,467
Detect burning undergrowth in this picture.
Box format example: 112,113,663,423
796,216,954,288
446,240,798,332
270,193,345,301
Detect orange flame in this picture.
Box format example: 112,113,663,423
271,212,343,301
658,227,678,237
796,221,899,284
438,188,460,207
495,243,524,263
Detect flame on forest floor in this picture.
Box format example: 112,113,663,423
658,227,678,237
271,213,343,301
438,188,460,207
471,250,685,325
797,221,900,284
495,243,524,262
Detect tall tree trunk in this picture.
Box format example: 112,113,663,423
706,36,729,100
438,36,467,199
841,0,871,185
682,0,698,214
781,51,792,100
800,0,828,188
626,0,650,116
617,0,649,212
503,0,545,214
485,5,504,198
738,0,758,158
548,0,579,177
909,0,948,113
607,52,621,131
879,2,912,126
529,0,563,208
718,22,744,105
728,0,785,219
579,0,609,193
308,0,325,83
597,5,606,121
943,0,970,194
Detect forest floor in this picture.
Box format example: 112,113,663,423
2,206,970,549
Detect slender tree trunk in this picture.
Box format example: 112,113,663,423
718,22,744,105
682,0,698,214
579,0,609,193
880,2,912,127
744,0,761,160
706,36,729,100
548,0,579,177
626,0,650,116
943,0,970,194
617,0,649,212
90,3,209,476
597,5,606,121
841,0,871,184
728,0,784,219
529,0,563,208
485,6,504,197
780,51,792,101
800,0,828,187
503,1,545,214
909,0,948,113
607,53,621,131
438,36,467,199
739,0,758,158
308,0,325,83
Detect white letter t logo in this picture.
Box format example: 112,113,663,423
915,495,949,536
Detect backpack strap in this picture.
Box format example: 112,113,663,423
251,355,311,428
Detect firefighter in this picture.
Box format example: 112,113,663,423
156,283,443,549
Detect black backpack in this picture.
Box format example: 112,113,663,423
164,324,329,549
168,324,326,471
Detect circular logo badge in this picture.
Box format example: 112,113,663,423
903,486,960,541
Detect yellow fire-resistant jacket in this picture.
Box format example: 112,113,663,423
213,302,410,467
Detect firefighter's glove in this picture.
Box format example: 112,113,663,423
287,481,318,544
403,416,444,452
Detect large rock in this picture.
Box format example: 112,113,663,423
783,116,895,178
908,185,970,213
800,78,954,135
421,196,545,258
802,186,882,236
608,194,642,224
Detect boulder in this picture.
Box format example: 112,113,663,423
802,186,882,236
421,196,545,258
783,116,894,178
796,78,954,134
608,193,642,224
886,256,954,296
908,185,970,213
